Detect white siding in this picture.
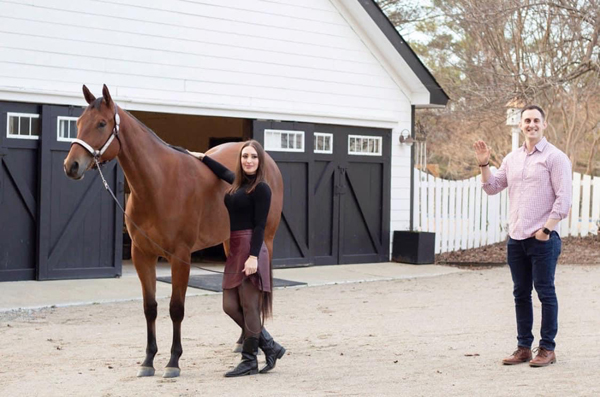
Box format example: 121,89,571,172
0,0,412,127
389,120,413,256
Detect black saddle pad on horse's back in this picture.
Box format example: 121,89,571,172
157,274,306,293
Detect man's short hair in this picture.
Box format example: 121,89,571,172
521,105,545,120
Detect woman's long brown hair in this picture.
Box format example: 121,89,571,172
227,139,269,194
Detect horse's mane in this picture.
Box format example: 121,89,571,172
89,97,189,155
126,111,189,154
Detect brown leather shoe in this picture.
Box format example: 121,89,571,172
502,346,532,365
529,347,556,367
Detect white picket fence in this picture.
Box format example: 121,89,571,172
413,169,600,254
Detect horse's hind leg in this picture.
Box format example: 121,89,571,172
163,249,191,378
132,245,159,377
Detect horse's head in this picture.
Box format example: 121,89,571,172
64,84,121,180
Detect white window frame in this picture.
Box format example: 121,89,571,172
348,135,383,156
6,112,40,140
264,129,305,152
57,116,79,142
314,132,333,154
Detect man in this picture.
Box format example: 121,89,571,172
473,105,572,367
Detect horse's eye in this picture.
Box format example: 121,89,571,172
98,121,107,128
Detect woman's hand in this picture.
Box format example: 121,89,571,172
243,256,258,276
187,150,205,160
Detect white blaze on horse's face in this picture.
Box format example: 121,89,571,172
241,146,259,176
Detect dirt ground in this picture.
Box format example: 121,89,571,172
2,263,600,396
437,234,599,266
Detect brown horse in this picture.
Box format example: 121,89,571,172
63,85,283,378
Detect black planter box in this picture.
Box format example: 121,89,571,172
392,231,435,264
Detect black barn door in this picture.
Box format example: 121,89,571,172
254,121,390,267
312,125,390,265
0,102,41,281
37,105,124,280
338,127,390,263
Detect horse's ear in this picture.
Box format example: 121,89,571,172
82,85,95,104
102,84,113,107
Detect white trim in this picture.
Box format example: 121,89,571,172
264,129,305,152
314,132,333,154
348,134,382,156
0,88,400,129
57,116,79,142
6,112,40,140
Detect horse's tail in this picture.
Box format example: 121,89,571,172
262,291,272,320
261,254,273,320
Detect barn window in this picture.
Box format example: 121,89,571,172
348,135,382,156
7,113,40,140
264,129,304,152
57,117,79,142
314,132,333,154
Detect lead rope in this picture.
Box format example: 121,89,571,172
94,157,265,335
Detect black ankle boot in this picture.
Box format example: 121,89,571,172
258,328,286,373
225,337,259,377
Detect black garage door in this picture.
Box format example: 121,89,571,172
0,102,40,281
0,102,123,282
254,120,390,267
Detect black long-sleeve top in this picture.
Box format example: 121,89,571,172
202,155,271,257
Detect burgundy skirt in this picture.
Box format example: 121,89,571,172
223,229,271,292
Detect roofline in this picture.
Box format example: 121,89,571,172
359,0,449,106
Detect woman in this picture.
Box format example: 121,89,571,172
189,140,285,377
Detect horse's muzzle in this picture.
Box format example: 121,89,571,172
64,158,87,180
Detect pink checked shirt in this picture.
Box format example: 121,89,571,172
482,137,572,240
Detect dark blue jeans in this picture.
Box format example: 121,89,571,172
507,232,561,351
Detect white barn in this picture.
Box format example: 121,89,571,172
0,0,447,281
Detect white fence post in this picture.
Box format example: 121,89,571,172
581,174,591,236
474,175,482,248
468,176,476,249
435,177,442,254
442,179,449,252
455,180,463,251
592,176,600,235
571,172,581,237
448,180,456,252
420,170,428,232
461,180,469,249
428,173,435,233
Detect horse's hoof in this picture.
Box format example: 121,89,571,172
163,367,181,378
137,366,155,377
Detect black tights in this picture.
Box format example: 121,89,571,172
223,278,262,340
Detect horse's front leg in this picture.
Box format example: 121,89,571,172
163,249,191,378
132,245,159,377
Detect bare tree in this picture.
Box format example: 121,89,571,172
377,0,600,177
